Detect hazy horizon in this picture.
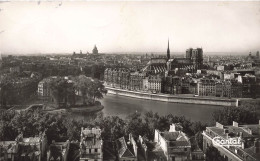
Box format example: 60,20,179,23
0,51,255,57
0,1,260,54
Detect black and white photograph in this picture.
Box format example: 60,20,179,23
0,1,260,161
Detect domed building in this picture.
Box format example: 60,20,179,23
92,45,98,54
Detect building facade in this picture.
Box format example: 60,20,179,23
154,123,192,161
202,121,260,161
0,132,47,161
79,127,103,161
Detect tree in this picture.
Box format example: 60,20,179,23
74,75,107,105
88,79,107,104
49,77,75,108
0,75,14,108
95,116,126,141
74,75,92,105
212,106,258,125
143,111,160,140
125,112,146,139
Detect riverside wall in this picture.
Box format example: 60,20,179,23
105,87,239,107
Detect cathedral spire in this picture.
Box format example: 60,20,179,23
167,38,170,60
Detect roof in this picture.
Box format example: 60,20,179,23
243,146,260,160
0,141,18,154
160,131,191,148
206,122,260,161
115,137,136,159
48,142,69,161
146,142,167,161
103,141,117,160
207,125,257,139
22,137,41,143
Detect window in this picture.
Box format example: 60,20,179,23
89,149,91,153
95,149,98,152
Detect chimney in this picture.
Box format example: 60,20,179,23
216,122,224,129
248,128,252,135
233,121,239,127
224,129,229,134
239,132,243,138
241,140,245,149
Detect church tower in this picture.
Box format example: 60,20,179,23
167,39,170,60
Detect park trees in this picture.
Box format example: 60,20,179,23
88,78,107,104
212,106,258,125
49,75,107,107
49,77,76,108
74,75,92,105
74,75,107,105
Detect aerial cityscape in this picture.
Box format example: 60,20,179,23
0,1,260,161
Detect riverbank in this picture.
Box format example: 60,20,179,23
45,105,104,115
105,87,239,107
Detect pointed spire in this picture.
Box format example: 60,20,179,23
168,38,169,49
167,38,170,60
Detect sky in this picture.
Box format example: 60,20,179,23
0,1,260,54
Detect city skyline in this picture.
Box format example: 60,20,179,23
0,1,260,54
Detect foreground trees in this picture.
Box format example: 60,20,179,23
1,105,258,151
0,110,207,143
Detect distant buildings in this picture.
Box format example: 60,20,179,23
202,121,260,161
104,40,206,94
38,77,53,98
93,45,99,54
0,72,42,106
104,54,258,98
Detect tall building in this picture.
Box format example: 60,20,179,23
93,45,99,54
167,39,170,60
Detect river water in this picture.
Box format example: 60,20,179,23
100,94,224,123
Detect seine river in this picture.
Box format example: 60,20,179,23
100,94,224,123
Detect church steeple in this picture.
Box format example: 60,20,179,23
167,38,170,60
